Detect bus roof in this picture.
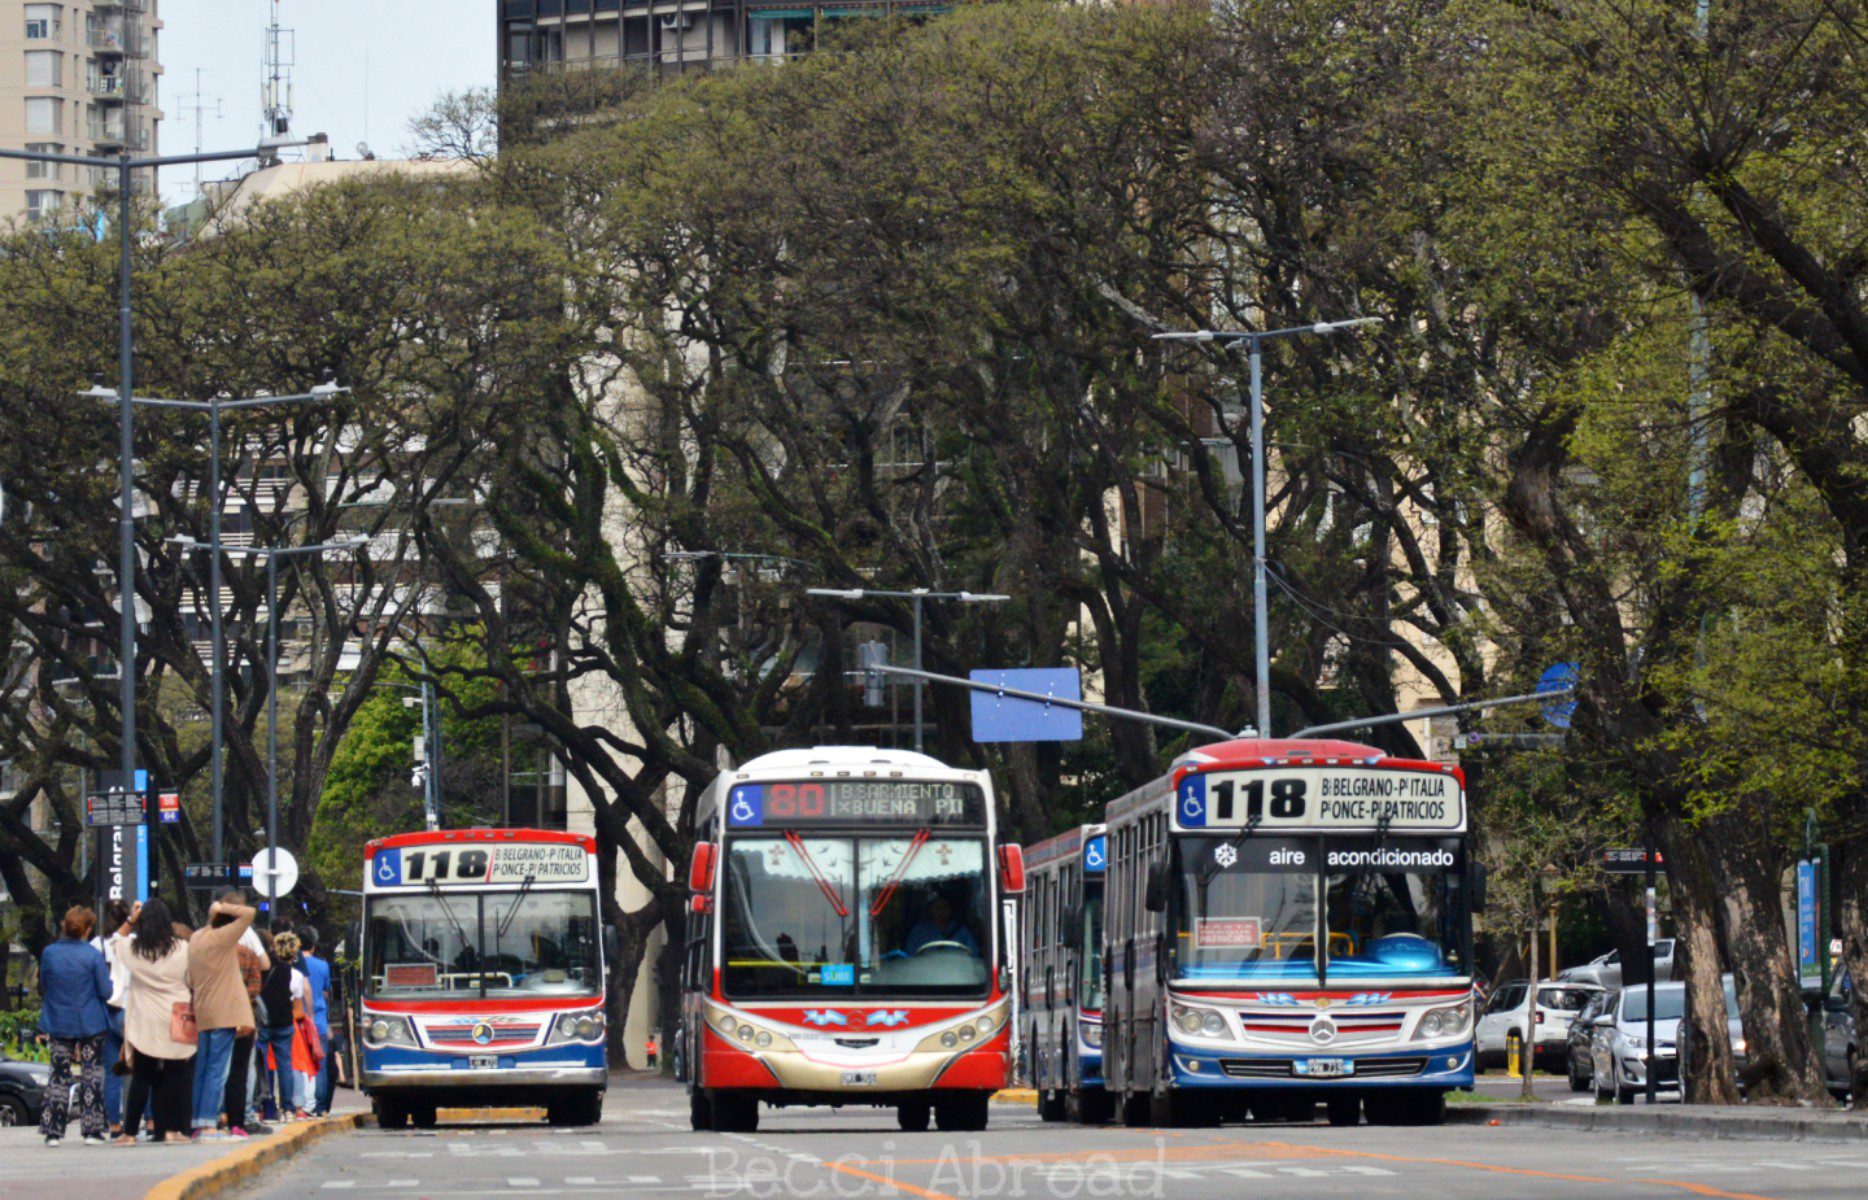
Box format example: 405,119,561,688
1024,823,1104,872
366,828,596,854
735,746,957,774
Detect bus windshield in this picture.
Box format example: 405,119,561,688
364,891,602,999
1321,840,1466,979
721,834,990,999
1175,837,1320,980
1079,879,1105,1010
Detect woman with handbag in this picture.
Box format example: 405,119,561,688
112,899,197,1143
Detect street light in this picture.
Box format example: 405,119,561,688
1153,317,1383,737
176,535,365,900
132,383,347,866
0,137,305,843
805,587,1011,752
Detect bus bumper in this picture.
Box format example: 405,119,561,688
1165,1042,1474,1089
362,1043,608,1092
1079,1051,1104,1088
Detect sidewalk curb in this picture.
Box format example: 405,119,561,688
995,1088,1037,1105
1448,1102,1868,1145
146,1113,368,1200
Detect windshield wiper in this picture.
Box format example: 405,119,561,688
870,828,930,918
496,874,536,941
426,879,477,987
1200,812,1262,886
784,831,849,918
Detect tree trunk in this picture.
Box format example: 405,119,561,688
1653,813,1741,1105
1710,830,1830,1105
1521,893,1539,1101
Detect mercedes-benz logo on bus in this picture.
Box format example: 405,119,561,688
1309,1016,1338,1046
472,1022,495,1046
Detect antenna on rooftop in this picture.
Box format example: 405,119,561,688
261,0,296,147
177,68,224,198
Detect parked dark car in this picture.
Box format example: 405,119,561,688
1566,990,1612,1091
0,1054,52,1127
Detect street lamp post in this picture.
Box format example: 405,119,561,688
0,138,301,845
172,535,364,901
114,383,344,867
1154,318,1383,738
806,588,1010,752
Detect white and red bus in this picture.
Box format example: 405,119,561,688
359,829,611,1128
1102,738,1478,1128
676,747,1025,1133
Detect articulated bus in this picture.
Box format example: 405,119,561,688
1103,738,1477,1128
1022,823,1113,1123
359,829,612,1129
677,747,1026,1134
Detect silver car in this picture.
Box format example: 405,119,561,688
1826,974,1857,1101
1589,983,1683,1103
1559,940,1676,990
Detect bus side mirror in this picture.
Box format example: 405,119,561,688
999,845,1027,896
1143,863,1168,913
603,924,620,966
1470,862,1488,913
688,841,718,894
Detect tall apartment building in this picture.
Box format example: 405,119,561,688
497,0,948,74
0,0,162,223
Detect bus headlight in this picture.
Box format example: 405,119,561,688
1081,1022,1102,1048
737,1025,754,1042
958,1024,977,1043
1413,1002,1472,1041
364,1015,416,1047
548,1011,605,1044
716,1014,739,1035
941,1031,959,1049
755,1030,773,1048
976,1016,995,1035
1172,1004,1226,1038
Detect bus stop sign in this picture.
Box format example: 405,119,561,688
969,668,1084,743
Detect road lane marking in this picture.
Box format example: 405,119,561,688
822,1160,960,1200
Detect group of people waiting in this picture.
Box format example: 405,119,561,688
33,887,336,1146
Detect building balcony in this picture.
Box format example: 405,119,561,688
89,76,145,103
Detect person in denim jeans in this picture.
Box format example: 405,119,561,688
257,932,307,1120
185,895,256,1138
90,899,133,1133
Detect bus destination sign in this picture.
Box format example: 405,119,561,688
371,841,590,888
1176,766,1464,833
727,780,985,829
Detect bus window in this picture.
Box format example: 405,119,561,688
1174,836,1319,981
1322,840,1463,978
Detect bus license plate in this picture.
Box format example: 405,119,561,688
840,1071,879,1087
469,1055,498,1070
1299,1058,1349,1078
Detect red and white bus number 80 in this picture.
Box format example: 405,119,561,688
766,783,827,818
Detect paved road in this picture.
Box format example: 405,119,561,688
233,1081,1864,1200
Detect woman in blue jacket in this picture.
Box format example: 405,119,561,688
38,905,114,1146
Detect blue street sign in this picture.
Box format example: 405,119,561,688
1797,860,1819,985
968,669,1084,743
1539,663,1580,729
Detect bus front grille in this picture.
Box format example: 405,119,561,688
1215,1056,1429,1079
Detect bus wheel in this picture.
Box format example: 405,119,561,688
934,1092,990,1132
549,1089,604,1127
373,1094,409,1131
1119,1090,1150,1128
712,1091,760,1133
1038,1088,1067,1122
410,1103,439,1130
1067,1086,1113,1125
897,1100,931,1132
1325,1094,1361,1127
1150,1089,1218,1129
689,1088,714,1132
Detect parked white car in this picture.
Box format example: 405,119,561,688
1476,980,1603,1069
1558,941,1676,990
1589,982,1684,1103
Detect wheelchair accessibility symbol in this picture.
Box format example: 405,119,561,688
729,786,764,827
374,850,402,887
1084,837,1106,872
1179,777,1206,827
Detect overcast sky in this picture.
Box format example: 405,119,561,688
157,1,495,203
